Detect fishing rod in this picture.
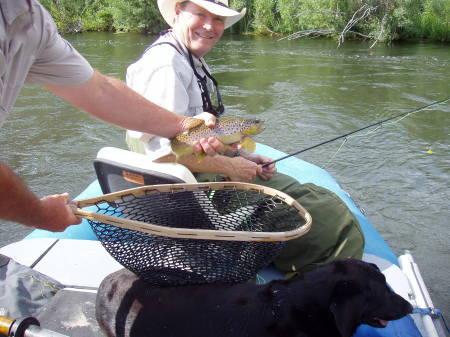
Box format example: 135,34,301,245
262,97,449,167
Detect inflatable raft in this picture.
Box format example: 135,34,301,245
0,144,447,337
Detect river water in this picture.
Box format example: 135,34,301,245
1,33,449,319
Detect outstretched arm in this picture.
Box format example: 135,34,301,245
44,71,185,137
0,162,80,231
43,71,224,155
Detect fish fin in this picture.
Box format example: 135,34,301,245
195,152,206,163
170,150,180,163
170,139,194,162
183,117,205,131
240,137,256,152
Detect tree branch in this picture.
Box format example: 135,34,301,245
338,4,377,47
278,29,335,41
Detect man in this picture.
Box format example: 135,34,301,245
0,0,226,232
125,0,365,274
125,0,264,181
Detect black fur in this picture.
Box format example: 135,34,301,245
96,258,412,337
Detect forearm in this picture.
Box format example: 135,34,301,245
0,163,43,226
44,71,186,138
157,154,233,175
0,163,80,230
156,153,260,182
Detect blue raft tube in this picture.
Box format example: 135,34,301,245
27,144,447,337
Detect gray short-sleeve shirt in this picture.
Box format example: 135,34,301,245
0,0,93,126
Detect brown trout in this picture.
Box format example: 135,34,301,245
170,116,265,161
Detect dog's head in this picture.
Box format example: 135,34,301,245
329,259,413,337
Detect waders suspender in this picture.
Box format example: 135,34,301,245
145,38,225,117
186,50,225,116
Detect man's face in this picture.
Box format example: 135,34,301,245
174,2,225,58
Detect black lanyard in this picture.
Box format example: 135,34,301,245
187,50,224,117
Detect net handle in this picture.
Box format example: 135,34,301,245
73,182,312,242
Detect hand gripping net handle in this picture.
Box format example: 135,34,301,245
73,182,312,242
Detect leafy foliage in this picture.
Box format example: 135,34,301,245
40,0,449,42
420,0,450,41
107,0,166,33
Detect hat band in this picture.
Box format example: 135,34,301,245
202,0,229,9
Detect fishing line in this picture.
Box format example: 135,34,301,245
262,97,450,167
324,104,427,166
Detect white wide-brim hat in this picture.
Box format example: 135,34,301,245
158,0,247,29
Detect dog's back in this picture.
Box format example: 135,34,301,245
96,259,412,337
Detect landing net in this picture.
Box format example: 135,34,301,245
77,182,311,286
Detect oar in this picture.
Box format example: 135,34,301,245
262,98,450,167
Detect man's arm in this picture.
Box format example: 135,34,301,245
44,71,185,137
0,162,80,231
43,71,224,155
156,149,277,182
156,153,262,182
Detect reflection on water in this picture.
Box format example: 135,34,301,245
0,33,449,318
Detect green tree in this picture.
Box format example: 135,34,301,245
108,0,165,33
39,0,449,42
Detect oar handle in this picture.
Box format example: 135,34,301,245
0,316,69,337
0,315,14,336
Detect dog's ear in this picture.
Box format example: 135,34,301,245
330,280,364,337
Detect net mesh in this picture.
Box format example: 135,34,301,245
87,186,306,286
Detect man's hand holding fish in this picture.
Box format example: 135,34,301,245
149,116,274,183
187,112,227,157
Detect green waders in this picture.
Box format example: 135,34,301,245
196,172,365,274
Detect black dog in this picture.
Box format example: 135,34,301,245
96,258,412,337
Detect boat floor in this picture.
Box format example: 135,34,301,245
36,288,103,336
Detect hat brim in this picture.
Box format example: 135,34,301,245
158,0,246,29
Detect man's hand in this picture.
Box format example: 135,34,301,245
241,153,277,181
225,157,261,182
34,193,81,232
190,112,229,156
195,112,217,127
1,163,81,232
193,137,227,156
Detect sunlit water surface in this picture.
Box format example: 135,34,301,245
1,33,448,319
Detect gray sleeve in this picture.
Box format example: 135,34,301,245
25,3,93,86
